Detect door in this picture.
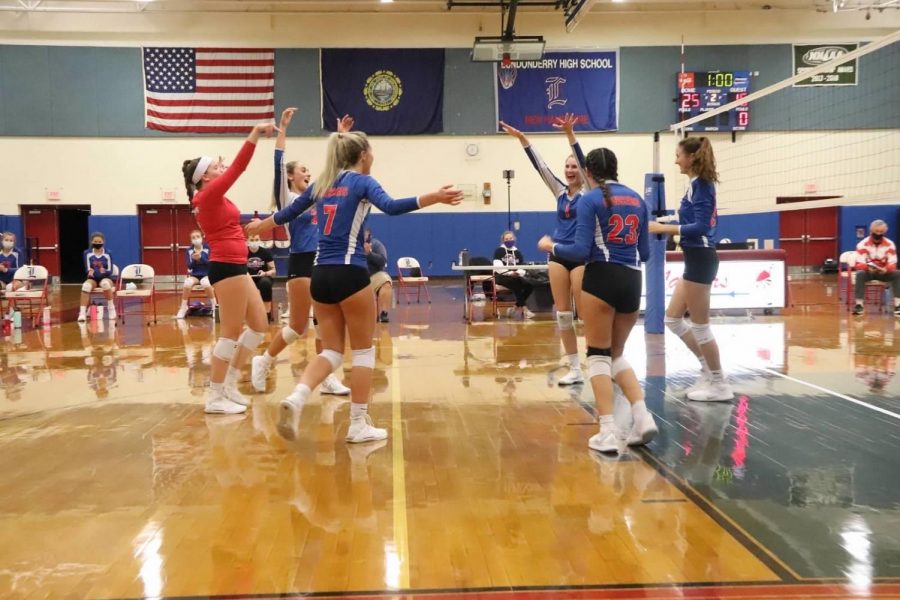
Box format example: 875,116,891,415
21,206,60,276
779,210,806,268
58,207,91,283
139,206,177,276
779,207,838,269
805,207,838,266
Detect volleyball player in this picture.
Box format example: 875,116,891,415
500,114,587,385
182,121,278,415
176,229,215,319
649,137,734,402
77,232,116,322
249,108,350,396
539,148,658,453
246,129,463,442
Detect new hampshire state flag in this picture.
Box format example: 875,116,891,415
321,49,444,135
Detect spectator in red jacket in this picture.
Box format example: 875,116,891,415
853,219,899,316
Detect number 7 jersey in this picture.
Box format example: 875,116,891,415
272,170,421,269
552,181,650,270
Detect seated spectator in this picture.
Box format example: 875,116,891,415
247,234,276,321
365,228,393,323
493,230,534,319
0,232,25,292
77,232,116,322
852,219,899,316
176,229,216,319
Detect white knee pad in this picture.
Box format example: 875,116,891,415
183,277,197,290
99,279,113,290
691,322,715,345
81,281,94,293
320,349,343,370
213,337,237,362
611,357,632,378
587,354,612,379
238,328,266,351
281,324,303,344
556,310,575,331
664,316,691,337
200,276,211,289
352,347,376,369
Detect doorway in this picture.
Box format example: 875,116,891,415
779,207,838,271
21,205,91,282
59,207,91,283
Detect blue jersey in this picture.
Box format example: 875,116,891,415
84,250,114,280
186,245,210,278
523,142,587,244
273,171,420,269
553,182,650,270
0,248,23,285
274,148,317,254
678,177,718,248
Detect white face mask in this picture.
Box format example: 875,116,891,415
248,242,260,252
191,238,203,247
1,241,12,251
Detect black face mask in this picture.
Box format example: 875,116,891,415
872,234,884,242
365,235,372,243
92,243,103,249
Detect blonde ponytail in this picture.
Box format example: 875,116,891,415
313,131,370,200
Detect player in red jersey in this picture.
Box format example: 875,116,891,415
181,121,278,415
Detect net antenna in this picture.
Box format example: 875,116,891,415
667,28,900,215
562,0,600,33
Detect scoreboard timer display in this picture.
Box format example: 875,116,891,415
677,71,751,132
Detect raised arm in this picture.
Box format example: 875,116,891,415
203,122,279,201
554,112,588,179
501,120,567,198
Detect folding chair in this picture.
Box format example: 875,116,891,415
5,265,50,327
838,251,857,309
396,257,431,304
116,264,157,324
89,264,119,309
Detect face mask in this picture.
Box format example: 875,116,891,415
872,233,884,242
191,238,203,247
365,234,372,243
503,240,515,249
248,242,260,252
1,241,12,250
92,243,103,250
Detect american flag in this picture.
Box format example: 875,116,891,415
142,47,275,133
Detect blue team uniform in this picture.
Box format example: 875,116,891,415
274,148,318,254
553,182,650,269
523,142,587,244
273,171,420,269
186,246,210,278
678,177,718,249
84,250,114,281
0,248,23,285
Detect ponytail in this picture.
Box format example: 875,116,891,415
313,131,369,201
584,147,619,208
678,137,719,183
182,158,200,201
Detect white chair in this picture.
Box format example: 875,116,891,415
116,264,157,324
5,265,50,326
838,251,857,308
396,257,431,304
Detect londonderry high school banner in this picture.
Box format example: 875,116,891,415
320,49,444,135
497,51,618,132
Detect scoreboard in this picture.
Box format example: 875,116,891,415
677,71,751,132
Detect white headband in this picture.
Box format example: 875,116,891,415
191,156,213,185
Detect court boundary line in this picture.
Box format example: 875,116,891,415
390,345,411,590
760,367,900,421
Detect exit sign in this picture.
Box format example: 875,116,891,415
46,189,61,201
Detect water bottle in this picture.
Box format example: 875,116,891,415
11,309,22,329
42,306,51,328
459,248,470,267
89,304,97,320
97,305,105,320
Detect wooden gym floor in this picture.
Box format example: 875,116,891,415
0,275,898,600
